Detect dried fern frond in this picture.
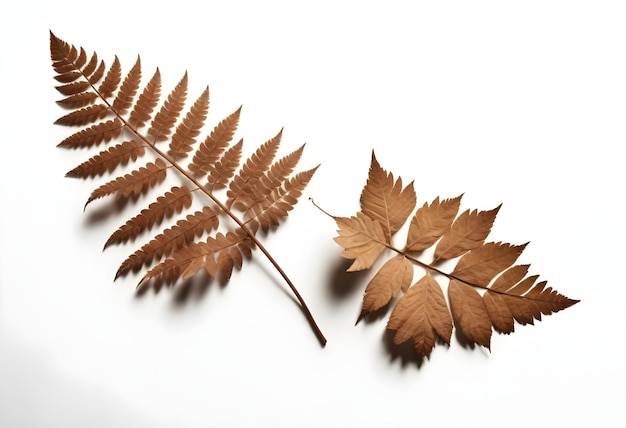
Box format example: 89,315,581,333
315,151,578,360
50,32,326,346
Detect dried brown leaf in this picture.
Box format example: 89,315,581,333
50,32,326,345
55,81,90,96
85,158,167,207
65,140,146,178
143,230,251,285
451,242,528,287
325,150,578,359
246,165,318,234
104,186,193,248
128,68,161,129
434,205,501,261
56,92,99,108
189,106,241,178
359,255,413,319
112,56,142,116
54,104,110,126
168,86,209,160
360,151,416,240
88,60,106,86
148,72,188,142
207,139,243,191
116,206,219,279
484,268,579,334
448,279,492,349
82,51,99,81
244,144,306,211
98,56,121,99
406,195,462,251
387,272,453,359
227,130,282,210
334,212,388,272
57,119,123,149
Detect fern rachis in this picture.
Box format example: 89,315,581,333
50,32,326,346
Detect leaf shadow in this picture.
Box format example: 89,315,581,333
381,329,426,368
84,195,138,225
170,271,215,307
326,257,370,300
382,329,455,369
324,257,434,369
134,269,215,309
356,299,395,325
454,326,477,351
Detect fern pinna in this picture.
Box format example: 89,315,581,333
50,32,326,345
316,152,578,360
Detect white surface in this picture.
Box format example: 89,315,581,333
1,1,624,427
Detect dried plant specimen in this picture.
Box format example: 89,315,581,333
316,152,578,359
50,32,325,345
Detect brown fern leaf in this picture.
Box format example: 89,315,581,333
168,87,209,160
128,68,161,129
82,51,98,77
147,72,187,142
103,186,193,249
66,140,146,178
246,165,318,234
98,56,122,99
206,138,244,191
56,81,91,96
189,106,241,178
322,151,578,360
142,230,253,285
115,206,219,279
227,129,282,210
111,57,141,116
88,59,106,86
85,158,168,207
57,119,124,149
56,91,99,109
50,32,326,345
243,144,306,211
54,104,110,126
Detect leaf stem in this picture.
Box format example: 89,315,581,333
310,198,492,293
133,123,327,347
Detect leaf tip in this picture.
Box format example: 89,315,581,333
370,149,379,165
355,311,366,325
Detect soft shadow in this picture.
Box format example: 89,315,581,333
326,257,370,300
454,325,477,351
171,270,214,307
85,195,136,225
249,257,328,347
356,299,395,325
382,329,426,369
453,327,491,357
133,270,214,308
382,329,455,369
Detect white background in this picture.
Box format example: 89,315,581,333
1,1,624,427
